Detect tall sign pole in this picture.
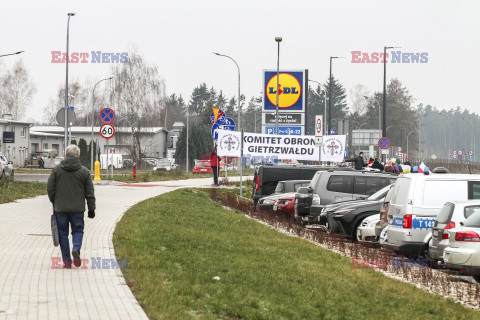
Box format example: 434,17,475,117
274,37,282,133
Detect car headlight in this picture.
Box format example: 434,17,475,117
335,209,353,215
264,199,276,205
312,194,320,205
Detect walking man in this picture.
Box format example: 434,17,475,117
47,145,96,268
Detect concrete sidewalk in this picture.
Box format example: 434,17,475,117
0,178,221,319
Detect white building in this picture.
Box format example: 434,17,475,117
0,118,34,167
31,126,169,159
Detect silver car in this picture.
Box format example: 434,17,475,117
0,153,14,179
427,200,480,267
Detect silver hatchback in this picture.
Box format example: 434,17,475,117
427,200,480,266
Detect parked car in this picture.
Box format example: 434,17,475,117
30,149,58,169
326,184,393,240
256,180,310,211
251,165,331,206
384,171,480,257
153,159,177,171
193,160,214,174
357,214,381,242
0,153,14,179
100,154,123,170
273,193,296,215
294,169,396,219
427,200,480,267
444,210,480,282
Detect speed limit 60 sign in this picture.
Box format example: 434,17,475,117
100,124,115,139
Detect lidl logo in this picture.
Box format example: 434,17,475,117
263,70,304,111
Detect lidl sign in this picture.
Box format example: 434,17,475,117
263,70,305,112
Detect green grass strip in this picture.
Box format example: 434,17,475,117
113,189,479,320
0,180,47,204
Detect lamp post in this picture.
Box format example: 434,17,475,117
274,37,282,134
0,51,24,58
64,13,75,155
406,131,414,160
90,77,113,171
309,79,328,135
328,56,344,135
213,52,243,197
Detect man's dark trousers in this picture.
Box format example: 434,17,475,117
212,166,219,185
55,212,84,265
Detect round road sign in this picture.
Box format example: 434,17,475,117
378,137,391,149
316,117,322,135
100,108,115,123
100,124,115,139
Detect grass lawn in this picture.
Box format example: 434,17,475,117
0,179,47,204
113,189,479,320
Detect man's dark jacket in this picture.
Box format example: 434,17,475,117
47,157,96,213
345,156,367,170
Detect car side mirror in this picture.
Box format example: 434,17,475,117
460,221,464,226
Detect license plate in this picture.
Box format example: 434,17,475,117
273,205,278,211
200,169,207,172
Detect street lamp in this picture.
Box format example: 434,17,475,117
328,56,344,135
309,79,328,135
274,37,282,134
213,51,243,198
64,12,76,155
0,51,24,58
382,46,401,138
90,77,113,171
406,131,414,160
213,52,241,131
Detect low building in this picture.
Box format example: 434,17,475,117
0,118,34,167
31,126,169,159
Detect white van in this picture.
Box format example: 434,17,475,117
384,172,480,257
100,154,123,170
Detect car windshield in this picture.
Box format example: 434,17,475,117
367,185,391,201
275,182,285,193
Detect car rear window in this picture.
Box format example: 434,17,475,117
436,202,455,223
326,175,354,194
468,181,480,199
354,176,389,196
464,205,480,219
463,211,480,228
294,182,310,192
197,161,210,167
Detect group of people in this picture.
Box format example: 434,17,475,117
344,152,411,174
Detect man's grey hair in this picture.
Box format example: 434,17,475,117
66,145,80,158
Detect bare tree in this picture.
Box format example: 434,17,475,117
348,84,370,115
110,50,166,163
0,60,36,119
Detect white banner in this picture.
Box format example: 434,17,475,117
320,135,346,162
217,130,320,161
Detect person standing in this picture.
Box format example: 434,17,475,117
371,157,384,171
47,145,96,268
210,144,221,186
344,152,367,170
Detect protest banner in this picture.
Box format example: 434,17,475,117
320,135,347,162
217,130,320,161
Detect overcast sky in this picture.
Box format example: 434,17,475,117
1,0,479,122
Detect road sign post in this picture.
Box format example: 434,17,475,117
378,137,390,162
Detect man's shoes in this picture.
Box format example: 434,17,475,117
72,249,81,267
